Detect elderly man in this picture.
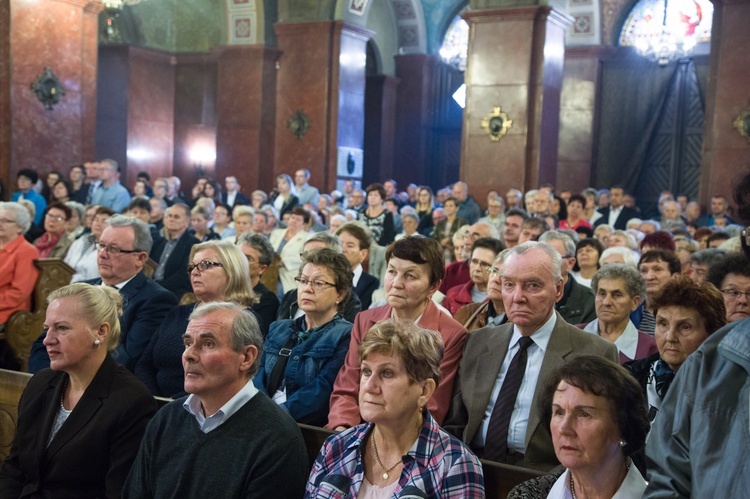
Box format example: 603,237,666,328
29,216,177,373
150,204,199,299
122,302,308,498
444,242,618,471
539,231,597,325
453,182,481,224
90,159,130,213
478,194,505,233
506,188,523,210
532,190,552,218
293,168,320,206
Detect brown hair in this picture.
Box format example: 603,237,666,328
651,274,727,335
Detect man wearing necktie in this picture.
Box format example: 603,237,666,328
444,241,618,471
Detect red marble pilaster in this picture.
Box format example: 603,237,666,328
363,75,400,186
0,0,10,193
214,45,279,195
700,0,750,210
9,0,101,181
460,7,572,201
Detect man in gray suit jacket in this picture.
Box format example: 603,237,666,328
444,242,618,471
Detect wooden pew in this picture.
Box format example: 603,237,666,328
1,259,74,372
0,368,32,461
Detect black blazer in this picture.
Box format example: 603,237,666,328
353,271,379,310
593,206,641,230
28,272,178,373
0,355,158,498
220,191,250,208
149,230,200,299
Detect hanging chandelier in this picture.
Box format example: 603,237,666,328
635,0,698,66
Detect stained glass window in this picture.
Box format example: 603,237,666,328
440,15,469,71
620,0,712,47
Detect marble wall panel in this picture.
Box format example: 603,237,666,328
127,120,175,185
0,0,10,189
10,0,99,179
363,75,398,187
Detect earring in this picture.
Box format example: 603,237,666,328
619,440,627,447
94,339,101,346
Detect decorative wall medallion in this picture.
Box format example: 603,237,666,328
481,107,513,142
349,0,368,15
733,106,750,143
288,110,311,140
31,67,65,110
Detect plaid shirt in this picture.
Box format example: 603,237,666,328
305,410,485,498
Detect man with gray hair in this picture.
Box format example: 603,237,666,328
293,168,320,206
28,215,177,373
445,241,618,471
539,231,597,325
453,181,481,224
91,159,131,213
689,248,727,285
123,302,308,498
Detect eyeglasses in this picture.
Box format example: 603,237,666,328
187,260,224,273
721,289,750,301
45,213,65,222
470,258,493,271
294,276,336,292
95,242,142,255
488,266,502,277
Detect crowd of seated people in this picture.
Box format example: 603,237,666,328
1,162,750,496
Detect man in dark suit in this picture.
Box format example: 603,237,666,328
593,185,640,230
28,216,178,373
539,231,596,325
150,204,199,299
444,242,618,471
222,176,251,208
336,222,379,310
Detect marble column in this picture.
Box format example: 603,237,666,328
460,7,572,202
8,0,102,181
700,0,750,209
0,0,9,189
363,75,399,187
214,46,279,195
274,21,372,194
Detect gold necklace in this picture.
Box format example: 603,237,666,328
371,433,402,480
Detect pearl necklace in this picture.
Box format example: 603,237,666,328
569,462,630,499
371,434,402,480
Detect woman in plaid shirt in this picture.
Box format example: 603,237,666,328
306,319,485,498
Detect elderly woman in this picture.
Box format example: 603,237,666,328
581,264,657,364
540,356,650,498
455,250,508,331
600,246,640,268
64,206,115,282
570,238,604,288
395,211,420,241
190,205,220,242
327,236,468,429
65,201,86,241
306,319,484,498
559,194,592,232
608,229,638,251
232,205,254,240
0,202,39,335
236,232,281,334
358,183,395,246
134,240,257,398
34,202,74,258
625,275,726,423
251,189,268,210
255,249,353,425
269,206,311,295
0,283,157,497
707,252,750,323
270,173,299,220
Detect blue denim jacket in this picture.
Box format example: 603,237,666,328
254,315,353,426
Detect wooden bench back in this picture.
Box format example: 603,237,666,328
0,368,32,461
3,259,74,372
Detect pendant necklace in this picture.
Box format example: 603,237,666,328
371,433,401,480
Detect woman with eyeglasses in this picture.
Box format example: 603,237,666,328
134,240,258,398
34,201,74,258
254,248,353,425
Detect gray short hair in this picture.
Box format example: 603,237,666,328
0,202,32,233
599,247,640,268
500,241,562,282
690,248,727,267
591,263,646,299
237,232,275,266
473,221,501,240
106,215,153,253
65,201,86,222
539,230,576,257
401,211,419,224
189,301,263,378
305,231,342,252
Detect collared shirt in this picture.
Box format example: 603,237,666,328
306,410,485,498
226,191,237,207
583,319,639,360
294,183,320,206
107,273,138,290
547,458,646,499
608,205,623,227
183,379,259,433
154,236,179,281
352,263,363,287
91,180,131,213
473,311,557,452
